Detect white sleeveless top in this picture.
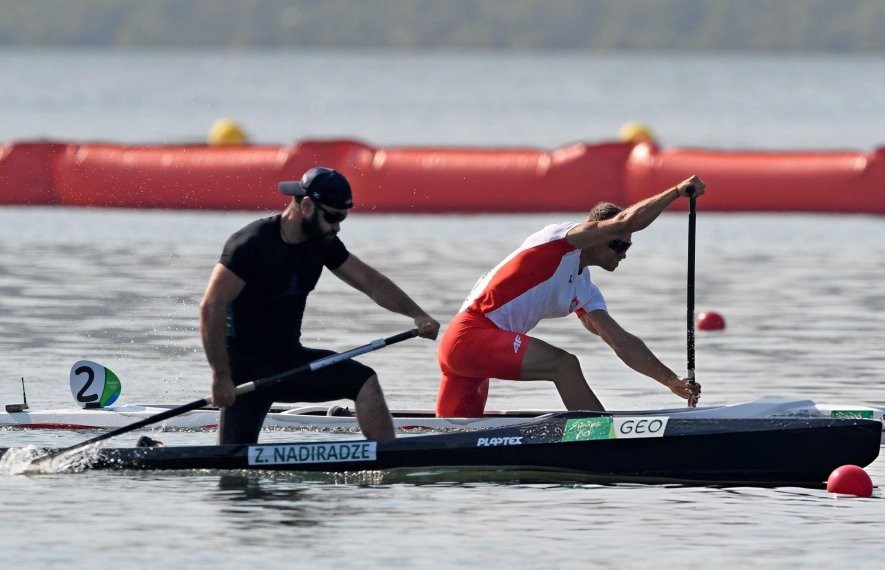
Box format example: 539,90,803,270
461,223,607,334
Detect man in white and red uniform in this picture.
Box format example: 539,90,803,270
436,176,705,417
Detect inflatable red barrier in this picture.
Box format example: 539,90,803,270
1,138,883,213
53,144,293,210
0,142,65,205
347,141,632,213
624,141,885,214
4,139,631,213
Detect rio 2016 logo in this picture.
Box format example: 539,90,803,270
562,416,669,441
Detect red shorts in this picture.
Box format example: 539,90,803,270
436,311,530,417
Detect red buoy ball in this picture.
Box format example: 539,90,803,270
697,311,726,331
827,465,873,497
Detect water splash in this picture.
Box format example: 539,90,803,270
0,444,104,476
0,446,44,476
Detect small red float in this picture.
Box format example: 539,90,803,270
826,464,873,497
696,311,726,331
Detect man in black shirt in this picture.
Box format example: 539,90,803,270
200,167,440,444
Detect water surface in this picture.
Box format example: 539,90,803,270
1,48,884,568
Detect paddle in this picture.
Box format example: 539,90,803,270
686,185,698,407
31,329,419,466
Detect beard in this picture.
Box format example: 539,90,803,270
301,211,336,243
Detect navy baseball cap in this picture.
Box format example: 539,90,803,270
278,167,354,209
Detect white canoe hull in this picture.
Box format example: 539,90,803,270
1,396,883,442
0,398,885,440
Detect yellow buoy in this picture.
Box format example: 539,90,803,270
208,118,248,146
618,121,656,145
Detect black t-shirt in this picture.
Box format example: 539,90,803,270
219,214,349,361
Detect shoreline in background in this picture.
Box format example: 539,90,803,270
3,0,885,53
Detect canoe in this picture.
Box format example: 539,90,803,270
4,411,880,486
3,138,884,214
3,397,883,443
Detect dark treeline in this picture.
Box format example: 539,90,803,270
3,0,885,53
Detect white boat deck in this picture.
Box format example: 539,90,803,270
1,397,882,442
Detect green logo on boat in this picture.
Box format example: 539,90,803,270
562,417,614,441
100,368,122,407
831,410,874,419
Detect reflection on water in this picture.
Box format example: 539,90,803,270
215,475,327,529
211,469,586,531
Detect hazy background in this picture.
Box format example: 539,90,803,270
2,0,885,53
2,5,885,568
3,1,884,150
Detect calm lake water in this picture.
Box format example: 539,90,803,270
3,48,885,150
1,49,884,568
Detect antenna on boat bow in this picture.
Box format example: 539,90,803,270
4,377,29,413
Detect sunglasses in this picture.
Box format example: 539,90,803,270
608,239,632,254
315,202,348,224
